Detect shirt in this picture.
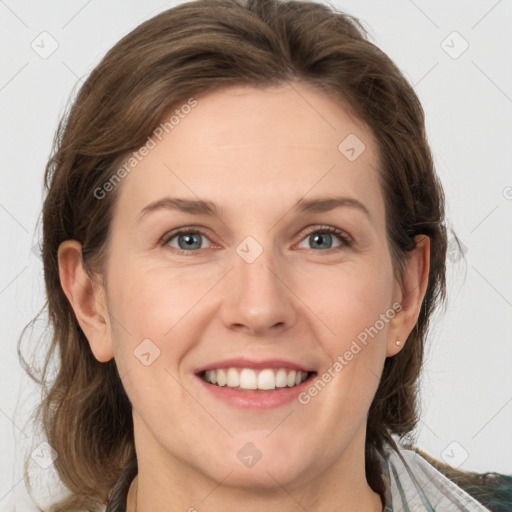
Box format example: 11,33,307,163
376,440,512,511
105,439,512,511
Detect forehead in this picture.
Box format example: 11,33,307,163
114,82,384,225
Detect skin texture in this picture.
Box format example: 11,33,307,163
58,82,430,512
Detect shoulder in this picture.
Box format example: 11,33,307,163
377,440,512,511
413,447,512,512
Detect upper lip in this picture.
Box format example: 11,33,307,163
195,357,315,374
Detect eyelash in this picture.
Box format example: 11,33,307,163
159,225,352,256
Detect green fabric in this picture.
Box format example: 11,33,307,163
456,473,512,512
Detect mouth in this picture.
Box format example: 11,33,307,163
200,367,314,391
194,359,317,408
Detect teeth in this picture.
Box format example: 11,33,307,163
257,369,275,390
275,369,288,388
227,368,239,387
202,367,309,391
239,368,257,389
217,369,227,386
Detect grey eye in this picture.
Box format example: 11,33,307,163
308,233,335,249
296,230,345,250
167,232,207,250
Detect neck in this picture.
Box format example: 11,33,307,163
126,412,383,512
126,447,383,512
127,478,382,512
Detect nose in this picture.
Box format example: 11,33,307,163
219,245,297,337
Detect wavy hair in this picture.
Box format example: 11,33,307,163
20,0,454,509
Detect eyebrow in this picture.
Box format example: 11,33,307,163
137,195,372,222
296,196,371,220
137,197,219,222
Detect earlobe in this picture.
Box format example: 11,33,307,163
57,240,114,362
386,235,430,357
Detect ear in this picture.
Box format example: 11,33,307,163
57,240,114,362
386,235,430,357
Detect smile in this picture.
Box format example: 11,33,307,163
202,367,311,391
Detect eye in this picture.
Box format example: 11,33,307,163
296,226,352,251
160,225,352,255
161,229,214,254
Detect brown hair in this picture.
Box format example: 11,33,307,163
20,0,455,510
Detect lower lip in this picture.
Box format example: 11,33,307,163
196,374,315,409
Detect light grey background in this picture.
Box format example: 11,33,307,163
1,0,511,509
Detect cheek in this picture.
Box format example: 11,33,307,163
106,257,222,365
105,264,202,424
107,243,395,365
294,264,393,427
292,255,394,415
295,253,394,354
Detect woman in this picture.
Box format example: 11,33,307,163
22,0,511,510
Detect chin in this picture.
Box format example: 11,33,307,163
200,439,311,490
212,460,308,491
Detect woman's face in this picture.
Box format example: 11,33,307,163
75,82,427,496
